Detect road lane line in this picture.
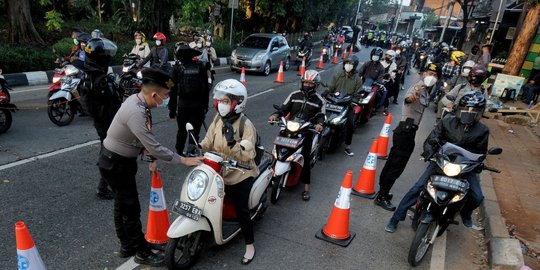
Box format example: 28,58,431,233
429,230,447,270
248,88,276,99
0,140,100,172
11,87,49,95
115,257,139,270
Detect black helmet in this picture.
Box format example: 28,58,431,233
174,43,201,61
343,55,359,71
468,64,489,86
370,47,383,61
84,38,118,67
456,91,486,126
77,33,91,43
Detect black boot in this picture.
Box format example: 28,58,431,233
375,191,396,211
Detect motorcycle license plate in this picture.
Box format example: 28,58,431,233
273,136,301,148
172,200,202,221
430,176,468,193
326,103,344,112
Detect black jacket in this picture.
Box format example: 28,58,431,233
422,115,489,159
274,90,325,125
358,61,385,83
169,60,210,115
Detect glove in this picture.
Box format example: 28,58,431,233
222,122,236,148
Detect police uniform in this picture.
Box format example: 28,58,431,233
98,69,181,257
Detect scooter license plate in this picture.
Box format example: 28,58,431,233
326,103,344,112
172,200,202,221
430,176,468,193
273,136,301,148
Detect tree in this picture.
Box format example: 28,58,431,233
502,2,540,76
6,0,45,44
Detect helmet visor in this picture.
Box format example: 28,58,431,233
459,107,481,125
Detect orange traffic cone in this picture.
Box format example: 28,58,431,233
240,67,247,86
349,45,354,55
317,53,324,69
15,222,46,270
376,113,392,159
297,57,306,77
145,170,170,245
352,139,379,199
342,49,347,59
275,60,285,83
332,50,338,64
315,170,356,247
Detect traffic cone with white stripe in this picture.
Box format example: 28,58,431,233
275,60,285,83
341,48,347,59
297,57,306,76
332,50,338,64
145,170,170,245
15,222,46,270
317,53,324,69
315,170,356,247
240,67,247,87
349,45,354,55
376,113,392,159
352,139,378,199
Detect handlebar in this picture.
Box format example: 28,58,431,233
484,166,501,173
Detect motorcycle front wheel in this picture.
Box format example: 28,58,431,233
270,174,286,204
408,221,437,267
48,98,75,126
165,231,205,270
0,109,12,134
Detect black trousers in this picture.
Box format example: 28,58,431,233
175,107,206,155
300,131,314,185
378,121,418,194
345,109,355,145
225,177,255,244
98,148,147,252
94,103,120,192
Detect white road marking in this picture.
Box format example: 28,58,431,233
429,229,447,270
248,88,275,99
11,87,49,95
115,257,139,270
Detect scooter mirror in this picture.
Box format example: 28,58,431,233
273,104,281,110
239,140,254,152
186,123,194,132
488,147,502,155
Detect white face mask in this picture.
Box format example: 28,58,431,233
462,68,471,77
371,55,380,61
156,40,162,46
344,64,354,72
197,43,202,48
217,103,231,117
135,38,142,45
205,41,211,47
423,75,438,87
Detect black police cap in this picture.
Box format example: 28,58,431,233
141,68,174,90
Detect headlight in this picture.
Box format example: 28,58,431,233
443,82,448,88
450,192,466,203
420,55,425,60
443,162,462,176
427,181,437,200
52,77,61,84
330,115,343,125
122,66,129,73
187,170,209,201
286,154,296,162
286,121,300,132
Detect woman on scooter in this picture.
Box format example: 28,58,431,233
200,79,258,265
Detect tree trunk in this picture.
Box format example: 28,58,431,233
6,0,45,45
502,3,540,76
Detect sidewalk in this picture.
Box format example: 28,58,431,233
484,118,540,269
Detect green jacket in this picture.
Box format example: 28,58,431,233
328,70,363,100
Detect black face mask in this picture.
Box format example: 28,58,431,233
385,57,392,62
301,85,315,94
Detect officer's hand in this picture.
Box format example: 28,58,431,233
314,124,323,133
447,103,454,110
268,114,277,122
407,93,419,103
149,161,158,172
181,156,204,167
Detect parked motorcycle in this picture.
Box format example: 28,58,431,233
407,142,502,266
296,48,312,70
318,91,351,159
0,69,18,134
352,84,378,126
165,124,273,270
119,53,143,100
47,64,85,126
268,109,322,204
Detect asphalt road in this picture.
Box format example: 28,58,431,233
0,47,483,269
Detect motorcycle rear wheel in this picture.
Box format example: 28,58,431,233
408,221,437,267
165,231,205,270
0,109,12,134
270,174,286,204
48,98,75,126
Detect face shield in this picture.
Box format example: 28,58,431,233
458,107,482,125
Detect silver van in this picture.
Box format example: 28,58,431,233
230,33,291,76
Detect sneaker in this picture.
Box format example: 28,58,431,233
461,216,473,228
374,193,396,211
134,249,165,267
302,191,310,201
96,189,115,200
344,148,354,156
385,218,398,233
392,100,398,104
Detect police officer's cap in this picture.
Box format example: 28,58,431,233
141,68,174,90
174,43,202,59
426,63,442,78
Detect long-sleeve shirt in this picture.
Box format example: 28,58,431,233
329,70,363,100
441,83,486,107
358,61,385,83
140,46,169,73
402,80,430,125
130,43,151,67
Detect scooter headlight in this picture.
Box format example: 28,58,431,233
122,66,129,73
443,81,448,88
420,55,426,60
286,121,301,132
450,192,466,203
443,162,462,177
52,77,61,84
187,170,209,201
330,115,343,125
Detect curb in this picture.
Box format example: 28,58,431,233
479,170,525,269
3,57,231,88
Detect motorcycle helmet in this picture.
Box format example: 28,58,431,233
384,50,396,61
455,91,486,126
300,69,321,94
153,32,167,45
343,55,359,72
461,60,475,76
212,79,248,116
84,38,118,67
91,29,104,39
77,33,91,43
134,31,146,43
451,50,466,65
370,47,384,62
467,64,489,86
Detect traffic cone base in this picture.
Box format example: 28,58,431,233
315,228,356,247
145,170,170,245
351,187,377,198
352,139,378,199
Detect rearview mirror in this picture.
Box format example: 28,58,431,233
271,47,278,52
488,147,502,155
273,104,281,110
240,140,254,152
186,123,194,132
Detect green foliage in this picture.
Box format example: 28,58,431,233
212,38,232,57
422,9,438,28
45,10,64,31
0,45,56,73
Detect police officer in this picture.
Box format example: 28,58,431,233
81,37,123,200
374,63,441,211
98,68,202,266
169,44,210,156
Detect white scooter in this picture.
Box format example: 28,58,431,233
165,123,273,270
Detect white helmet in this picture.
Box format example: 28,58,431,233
384,50,396,60
461,60,475,76
213,79,247,115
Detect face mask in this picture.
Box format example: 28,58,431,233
155,94,169,108
205,41,211,47
217,102,231,116
423,75,438,87
156,40,162,46
136,38,142,45
371,55,380,61
344,63,354,72
301,85,315,93
385,57,392,62
73,39,79,45
197,43,202,48
462,68,471,76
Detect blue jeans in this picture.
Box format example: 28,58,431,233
391,163,484,222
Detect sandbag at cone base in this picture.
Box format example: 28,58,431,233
275,61,285,83
145,171,170,245
315,171,356,247
15,222,46,270
377,113,392,159
352,139,378,199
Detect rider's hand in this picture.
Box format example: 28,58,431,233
447,103,454,110
181,156,204,167
268,114,277,122
314,124,323,133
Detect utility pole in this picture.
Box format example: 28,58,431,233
355,0,362,26
393,0,404,33
439,1,455,42
490,0,505,44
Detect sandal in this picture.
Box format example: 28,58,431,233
302,191,310,201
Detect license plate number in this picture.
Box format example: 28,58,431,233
273,136,301,148
326,103,344,112
172,200,202,221
431,176,468,192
